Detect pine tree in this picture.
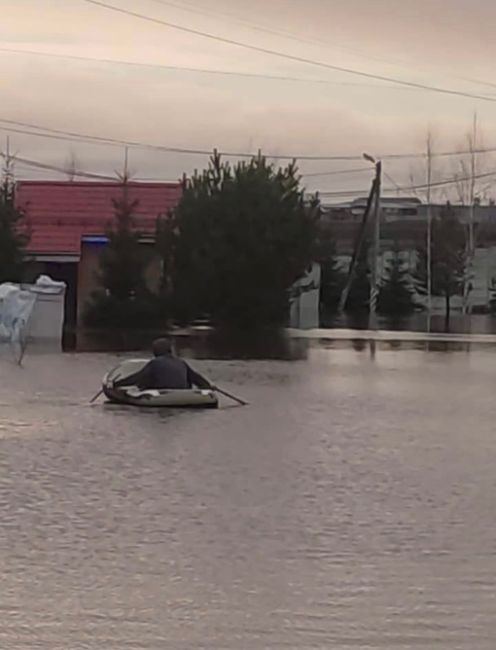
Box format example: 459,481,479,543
84,190,157,329
378,248,415,316
344,241,371,313
156,212,178,293
0,162,29,284
169,152,319,329
415,202,466,329
319,255,346,323
316,227,345,323
154,212,175,321
490,284,496,314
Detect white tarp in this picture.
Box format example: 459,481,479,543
0,276,66,350
0,285,37,345
29,274,66,295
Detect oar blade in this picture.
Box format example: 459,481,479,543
214,386,248,406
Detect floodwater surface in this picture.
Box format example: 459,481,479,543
0,347,495,649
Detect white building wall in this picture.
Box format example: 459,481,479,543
337,245,496,313
289,263,321,329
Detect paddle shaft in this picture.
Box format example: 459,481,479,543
90,373,122,404
214,386,248,406
90,388,103,404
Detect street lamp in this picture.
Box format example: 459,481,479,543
362,153,376,165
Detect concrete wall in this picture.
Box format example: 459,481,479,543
29,291,65,346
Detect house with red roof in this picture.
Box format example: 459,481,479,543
16,181,182,339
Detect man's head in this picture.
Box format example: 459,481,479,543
152,337,173,357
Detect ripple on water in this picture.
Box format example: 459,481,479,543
0,349,496,648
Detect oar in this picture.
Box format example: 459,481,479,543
89,389,103,404
213,386,249,406
90,372,122,404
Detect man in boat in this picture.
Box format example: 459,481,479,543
112,337,213,391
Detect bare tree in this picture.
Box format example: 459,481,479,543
115,147,136,184
2,136,16,186
426,131,434,328
408,129,445,204
63,150,80,182
452,115,496,315
453,114,494,206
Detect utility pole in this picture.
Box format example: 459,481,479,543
469,113,477,261
466,112,477,321
337,170,377,314
426,133,433,334
364,154,381,335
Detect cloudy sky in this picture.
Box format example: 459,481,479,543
1,0,496,199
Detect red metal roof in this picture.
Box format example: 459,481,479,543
16,181,182,256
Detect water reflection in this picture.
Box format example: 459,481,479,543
78,328,311,360
1,346,496,648
73,311,496,360
326,311,496,335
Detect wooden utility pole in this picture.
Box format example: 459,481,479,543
369,159,382,334
465,112,477,320
338,172,377,313
469,113,477,259
426,133,433,333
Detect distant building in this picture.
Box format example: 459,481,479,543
321,196,496,312
16,181,182,337
19,181,496,337
325,197,422,222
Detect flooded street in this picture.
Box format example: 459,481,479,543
1,346,496,649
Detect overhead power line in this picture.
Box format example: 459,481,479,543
302,167,371,178
3,152,496,198
319,167,496,198
3,117,496,163
2,39,492,98
148,0,496,94
0,46,426,91
8,152,362,183
81,0,496,103
147,0,414,68
0,121,366,160
0,151,116,180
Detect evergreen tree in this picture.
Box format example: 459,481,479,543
490,285,496,314
316,227,346,322
378,248,415,316
0,164,29,284
168,152,319,329
344,241,371,313
154,212,175,321
415,202,466,329
84,190,157,329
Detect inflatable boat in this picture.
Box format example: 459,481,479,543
102,359,219,409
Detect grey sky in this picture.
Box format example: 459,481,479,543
1,0,496,198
